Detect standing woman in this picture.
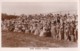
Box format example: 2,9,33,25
51,21,57,39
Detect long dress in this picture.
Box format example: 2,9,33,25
51,25,57,39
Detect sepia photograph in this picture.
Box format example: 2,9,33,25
1,2,78,48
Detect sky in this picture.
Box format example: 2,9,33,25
2,2,77,15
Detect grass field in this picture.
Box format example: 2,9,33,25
2,31,77,47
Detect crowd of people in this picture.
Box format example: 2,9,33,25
2,12,78,42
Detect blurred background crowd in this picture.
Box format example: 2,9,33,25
2,12,78,42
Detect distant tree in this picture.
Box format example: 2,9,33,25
2,13,19,20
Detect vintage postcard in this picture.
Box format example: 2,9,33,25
0,0,79,51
